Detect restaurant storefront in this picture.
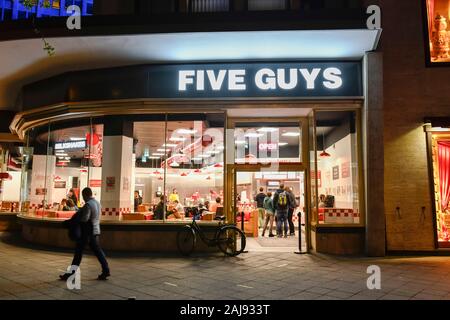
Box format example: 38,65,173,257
5,53,383,255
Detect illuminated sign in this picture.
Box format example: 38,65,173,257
259,143,278,151
55,140,86,150
179,68,343,92
173,62,362,98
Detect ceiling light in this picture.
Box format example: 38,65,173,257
282,132,300,137
257,128,278,133
244,132,264,138
162,143,178,148
278,142,289,146
152,153,165,156
191,157,203,161
177,129,197,134
148,156,160,159
70,137,86,141
156,149,169,152
55,153,68,157
170,137,186,142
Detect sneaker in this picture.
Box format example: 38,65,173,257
59,272,74,281
97,272,111,281
262,232,265,237
284,234,288,238
269,234,275,237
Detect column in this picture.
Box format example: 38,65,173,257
100,117,133,220
363,52,386,256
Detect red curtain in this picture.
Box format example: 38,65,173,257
438,141,450,210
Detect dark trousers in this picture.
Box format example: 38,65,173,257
72,234,109,273
276,211,288,236
288,208,295,235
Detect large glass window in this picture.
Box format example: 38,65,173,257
314,111,361,225
425,0,450,64
234,123,302,164
0,143,23,212
133,114,225,222
21,119,103,219
430,132,450,247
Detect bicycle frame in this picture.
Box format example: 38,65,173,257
188,216,224,247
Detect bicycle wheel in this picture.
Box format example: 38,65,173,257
177,226,196,256
216,226,246,257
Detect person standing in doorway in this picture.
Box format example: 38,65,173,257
255,187,267,229
273,184,291,238
60,187,110,281
262,192,275,237
286,186,297,236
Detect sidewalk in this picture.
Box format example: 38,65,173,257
0,232,449,300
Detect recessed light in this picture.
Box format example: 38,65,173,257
177,129,197,134
245,132,264,138
169,137,186,142
282,132,300,137
257,128,278,133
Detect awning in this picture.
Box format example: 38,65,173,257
0,28,381,110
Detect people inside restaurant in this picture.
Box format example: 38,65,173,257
134,191,143,212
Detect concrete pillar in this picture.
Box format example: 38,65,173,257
363,51,385,256
100,118,133,220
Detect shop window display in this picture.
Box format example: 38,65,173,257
430,133,450,247
315,111,360,225
425,0,450,63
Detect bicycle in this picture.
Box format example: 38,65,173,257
176,215,246,257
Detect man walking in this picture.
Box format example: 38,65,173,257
60,187,110,281
286,187,297,236
273,184,291,238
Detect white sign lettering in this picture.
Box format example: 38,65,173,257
178,67,343,92
55,140,87,150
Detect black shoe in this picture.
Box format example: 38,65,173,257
97,272,111,280
269,234,275,237
59,272,74,281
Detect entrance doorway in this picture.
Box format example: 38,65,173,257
234,169,307,253
225,113,310,253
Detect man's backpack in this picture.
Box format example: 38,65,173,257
277,191,288,210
